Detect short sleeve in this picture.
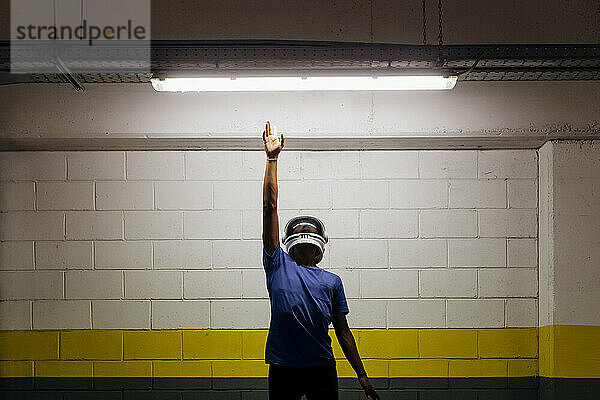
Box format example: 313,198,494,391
332,276,349,314
263,241,284,274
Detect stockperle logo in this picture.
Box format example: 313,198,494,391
10,0,151,74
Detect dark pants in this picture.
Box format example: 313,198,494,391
268,363,339,400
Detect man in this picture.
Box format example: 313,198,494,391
262,121,380,400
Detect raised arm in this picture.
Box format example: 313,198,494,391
262,121,285,255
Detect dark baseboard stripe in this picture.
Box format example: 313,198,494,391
0,377,598,399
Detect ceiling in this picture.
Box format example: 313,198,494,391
1,40,600,89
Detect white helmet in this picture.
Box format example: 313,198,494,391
282,215,328,264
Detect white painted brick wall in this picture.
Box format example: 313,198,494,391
333,181,389,209
125,211,182,239
37,181,94,210
0,149,538,329
479,268,538,298
387,300,445,328
210,300,270,329
360,151,418,179
151,300,208,329
1,212,64,240
279,181,331,209
67,152,124,180
184,270,242,298
35,241,92,270
0,271,63,300
478,150,537,179
242,270,269,298
125,270,183,299
0,301,31,329
186,151,245,180
66,270,122,299
33,300,91,329
0,152,65,180
126,151,185,180
389,239,446,268
184,210,242,239
419,151,477,178
66,211,122,240
94,241,152,269
212,240,263,268
346,300,386,328
0,241,34,270
153,240,211,269
92,300,150,329
508,179,537,208
360,270,418,298
301,152,360,180
507,239,537,267
305,210,360,239
505,298,538,327
448,180,506,208
390,180,448,208
446,299,504,328
420,210,477,238
213,181,261,210
419,269,477,298
96,181,154,210
360,210,418,238
156,181,212,210
329,269,360,298
0,182,35,211
479,209,537,238
448,239,506,267
330,239,388,269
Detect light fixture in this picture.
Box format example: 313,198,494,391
151,75,458,92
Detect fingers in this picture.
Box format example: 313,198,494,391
262,129,267,142
266,120,271,136
280,132,285,149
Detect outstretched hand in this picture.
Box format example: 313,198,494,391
262,120,284,158
359,376,380,399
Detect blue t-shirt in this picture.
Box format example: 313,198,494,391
263,241,349,367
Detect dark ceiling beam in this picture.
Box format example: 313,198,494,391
1,40,599,83
1,134,599,152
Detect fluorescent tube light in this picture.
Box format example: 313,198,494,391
151,75,458,92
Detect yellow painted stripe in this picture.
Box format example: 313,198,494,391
478,328,538,358
0,328,547,378
509,359,538,377
242,330,268,360
539,325,600,378
337,359,389,378
124,330,181,360
419,329,478,358
357,329,419,358
183,330,242,359
0,361,34,377
61,330,122,360
389,360,448,378
212,360,268,377
35,361,92,377
0,331,58,360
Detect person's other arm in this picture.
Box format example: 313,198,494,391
332,313,380,399
262,121,284,254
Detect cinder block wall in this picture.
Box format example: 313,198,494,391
538,141,600,399
0,149,539,396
